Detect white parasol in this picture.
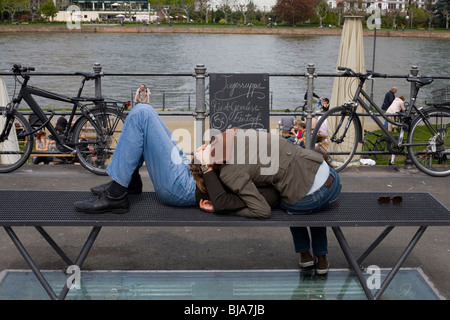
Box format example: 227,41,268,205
329,16,366,167
0,76,20,164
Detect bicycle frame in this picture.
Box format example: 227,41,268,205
348,75,418,148
7,74,105,153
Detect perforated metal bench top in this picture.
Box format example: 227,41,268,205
0,191,448,227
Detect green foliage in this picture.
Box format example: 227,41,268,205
38,0,58,21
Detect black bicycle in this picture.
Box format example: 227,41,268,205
310,67,449,177
0,65,130,175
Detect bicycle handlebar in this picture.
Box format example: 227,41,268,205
337,66,387,79
11,64,35,74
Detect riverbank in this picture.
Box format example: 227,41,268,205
1,24,450,38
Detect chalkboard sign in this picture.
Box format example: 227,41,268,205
209,73,270,133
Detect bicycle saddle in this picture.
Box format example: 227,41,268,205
406,77,433,86
75,72,101,80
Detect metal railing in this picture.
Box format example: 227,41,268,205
2,63,449,168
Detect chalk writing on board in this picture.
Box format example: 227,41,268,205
209,73,270,132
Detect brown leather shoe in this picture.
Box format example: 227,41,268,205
315,255,330,274
299,251,314,268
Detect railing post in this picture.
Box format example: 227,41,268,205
93,62,102,98
193,64,207,149
305,64,316,149
401,65,419,172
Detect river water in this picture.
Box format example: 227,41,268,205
0,32,448,109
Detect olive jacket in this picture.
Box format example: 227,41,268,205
218,129,324,219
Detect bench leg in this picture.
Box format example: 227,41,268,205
373,226,427,300
35,226,74,266
356,226,395,265
58,226,102,300
4,226,58,300
3,226,102,300
332,226,428,300
332,226,375,300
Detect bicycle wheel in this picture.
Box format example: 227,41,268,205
72,107,125,175
310,106,361,172
407,107,450,177
0,108,33,173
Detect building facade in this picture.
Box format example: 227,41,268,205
326,0,438,11
55,0,153,22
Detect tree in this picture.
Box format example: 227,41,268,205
315,1,328,28
215,0,235,24
3,0,30,22
234,0,255,25
38,0,58,21
195,0,211,23
434,0,450,28
273,0,315,26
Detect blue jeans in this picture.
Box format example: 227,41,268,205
283,167,342,255
107,104,196,207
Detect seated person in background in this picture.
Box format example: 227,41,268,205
385,96,405,132
34,131,56,164
280,109,295,142
294,120,306,147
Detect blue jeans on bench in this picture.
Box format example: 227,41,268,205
107,104,197,207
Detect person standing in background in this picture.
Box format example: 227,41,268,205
382,87,397,111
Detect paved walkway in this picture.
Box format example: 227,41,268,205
0,163,448,299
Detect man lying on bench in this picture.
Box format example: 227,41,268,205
74,103,342,274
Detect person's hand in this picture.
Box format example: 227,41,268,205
194,144,212,165
199,199,215,213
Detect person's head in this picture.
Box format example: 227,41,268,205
140,84,146,90
55,125,63,133
391,87,397,94
36,131,46,140
284,108,291,113
295,119,306,130
322,98,330,111
399,96,405,101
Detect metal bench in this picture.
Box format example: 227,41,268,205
0,191,449,300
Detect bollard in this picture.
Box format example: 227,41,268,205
93,62,103,98
193,64,207,150
305,64,316,149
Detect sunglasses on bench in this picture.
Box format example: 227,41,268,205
377,196,403,206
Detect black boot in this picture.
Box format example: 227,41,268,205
74,190,129,214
